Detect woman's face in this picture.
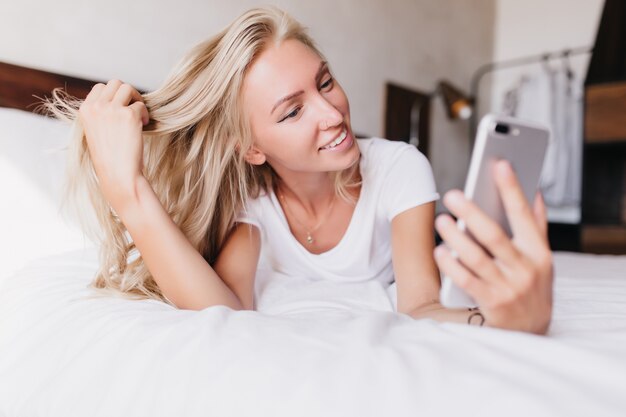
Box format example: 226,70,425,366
241,39,360,176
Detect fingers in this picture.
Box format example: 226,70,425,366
82,80,148,125
441,190,523,269
533,192,548,239
435,213,507,284
434,244,491,305
493,160,543,245
92,80,144,106
129,101,150,126
99,79,123,101
84,83,106,104
112,83,144,106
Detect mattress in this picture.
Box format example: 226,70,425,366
0,249,625,417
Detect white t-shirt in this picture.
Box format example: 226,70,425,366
237,137,439,286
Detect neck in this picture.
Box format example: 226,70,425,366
275,170,335,217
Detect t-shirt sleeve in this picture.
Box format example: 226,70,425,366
235,213,261,229
379,145,440,221
235,202,262,231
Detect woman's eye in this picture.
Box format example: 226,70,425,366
320,77,334,90
280,106,301,122
278,78,333,123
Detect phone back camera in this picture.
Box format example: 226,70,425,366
494,123,510,134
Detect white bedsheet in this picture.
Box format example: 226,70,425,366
0,249,625,417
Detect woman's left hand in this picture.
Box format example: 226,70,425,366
434,160,553,334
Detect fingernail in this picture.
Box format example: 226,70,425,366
434,245,446,258
444,190,465,209
496,159,513,177
435,215,448,230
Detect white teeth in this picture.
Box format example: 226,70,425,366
322,129,347,150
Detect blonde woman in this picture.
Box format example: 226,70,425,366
49,6,553,334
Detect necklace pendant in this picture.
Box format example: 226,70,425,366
306,233,314,244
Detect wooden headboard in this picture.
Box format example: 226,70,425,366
0,61,100,112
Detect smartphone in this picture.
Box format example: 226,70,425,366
439,113,549,308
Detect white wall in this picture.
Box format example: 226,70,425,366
0,0,496,198
488,0,605,116
1,1,607,206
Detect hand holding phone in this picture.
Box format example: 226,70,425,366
434,163,554,334
438,115,551,307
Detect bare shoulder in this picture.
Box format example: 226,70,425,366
216,222,261,263
212,222,261,310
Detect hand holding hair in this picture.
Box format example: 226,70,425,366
78,79,150,214
434,160,553,335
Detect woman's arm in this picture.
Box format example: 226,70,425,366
213,223,261,310
391,202,439,312
391,202,474,325
80,80,259,311
391,161,553,334
116,178,257,311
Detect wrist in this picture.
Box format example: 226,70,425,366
467,307,485,327
106,175,150,220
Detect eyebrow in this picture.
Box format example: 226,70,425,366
270,61,329,115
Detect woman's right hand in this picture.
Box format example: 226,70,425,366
78,80,150,212
434,160,554,334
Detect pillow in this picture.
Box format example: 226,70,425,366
0,107,96,284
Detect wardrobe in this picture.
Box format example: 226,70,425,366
581,0,626,254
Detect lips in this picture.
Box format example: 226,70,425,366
319,128,348,150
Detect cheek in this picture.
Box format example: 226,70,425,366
331,85,350,114
256,121,314,160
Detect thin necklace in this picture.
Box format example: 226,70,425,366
278,189,337,245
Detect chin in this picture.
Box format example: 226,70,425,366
336,139,361,171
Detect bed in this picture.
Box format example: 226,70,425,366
1,61,626,417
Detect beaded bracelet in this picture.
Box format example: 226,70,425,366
467,307,485,326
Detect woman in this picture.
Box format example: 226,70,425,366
48,6,552,334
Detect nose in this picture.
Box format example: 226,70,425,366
316,96,343,131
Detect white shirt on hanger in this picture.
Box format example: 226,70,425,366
501,58,583,216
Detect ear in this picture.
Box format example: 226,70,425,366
242,145,267,166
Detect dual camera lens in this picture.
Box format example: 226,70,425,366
494,123,510,134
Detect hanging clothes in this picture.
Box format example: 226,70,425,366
501,54,584,209
561,56,584,207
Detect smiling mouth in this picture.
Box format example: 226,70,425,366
320,128,348,150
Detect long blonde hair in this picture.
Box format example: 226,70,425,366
43,5,359,306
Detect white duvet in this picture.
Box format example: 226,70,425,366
1,249,625,417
